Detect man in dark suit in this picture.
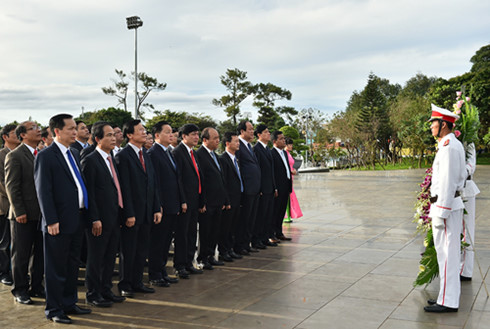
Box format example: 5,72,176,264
218,132,244,262
70,120,90,152
172,124,205,277
147,121,184,286
252,124,277,249
81,122,126,307
235,121,261,255
34,113,91,324
5,121,44,305
0,124,19,287
41,127,54,148
195,128,227,270
271,131,292,241
115,120,161,297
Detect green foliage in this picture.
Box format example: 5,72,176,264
280,126,306,157
76,107,133,128
212,68,253,126
253,82,293,131
470,44,490,73
413,228,439,287
147,110,217,132
279,126,300,139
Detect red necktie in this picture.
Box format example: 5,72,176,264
190,150,201,194
108,156,124,208
139,150,146,172
33,149,38,157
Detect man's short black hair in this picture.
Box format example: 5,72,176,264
254,124,268,137
1,124,18,143
122,119,141,142
272,130,283,142
201,127,216,140
49,114,73,138
152,121,170,136
237,121,249,135
179,123,199,136
222,131,237,148
92,121,112,143
41,127,50,139
75,120,85,127
15,122,30,142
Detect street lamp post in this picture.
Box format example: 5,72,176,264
126,16,143,119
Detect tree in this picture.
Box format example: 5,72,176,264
102,69,167,119
470,44,490,73
76,107,133,128
253,83,293,131
212,68,253,126
146,110,217,132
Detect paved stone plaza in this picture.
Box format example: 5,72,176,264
1,167,489,328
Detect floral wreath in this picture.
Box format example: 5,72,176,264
412,90,480,287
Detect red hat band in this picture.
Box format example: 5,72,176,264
430,111,457,124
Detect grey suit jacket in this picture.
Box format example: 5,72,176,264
5,144,41,221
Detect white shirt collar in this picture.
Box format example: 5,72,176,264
24,143,36,155
96,147,110,160
258,140,268,148
156,142,169,151
54,140,69,154
182,142,193,154
128,142,142,155
226,150,236,161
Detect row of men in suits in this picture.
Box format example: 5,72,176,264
0,115,294,324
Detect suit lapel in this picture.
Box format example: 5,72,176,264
126,145,147,174
95,151,117,188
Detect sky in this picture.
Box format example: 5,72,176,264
1,0,489,126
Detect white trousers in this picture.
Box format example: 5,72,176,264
432,209,463,309
461,196,475,278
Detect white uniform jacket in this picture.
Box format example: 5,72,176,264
429,133,466,219
462,143,480,198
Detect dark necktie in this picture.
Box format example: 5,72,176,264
107,156,124,208
139,150,146,172
166,149,176,170
234,157,244,193
33,149,38,156
66,150,88,209
190,150,202,194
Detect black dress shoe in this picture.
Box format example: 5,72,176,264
119,289,134,298
186,266,203,274
150,279,170,287
86,297,113,308
460,275,472,281
202,262,214,270
0,274,13,286
248,247,259,253
269,237,281,243
29,289,46,299
163,276,179,284
265,240,278,247
237,249,250,256
65,305,92,315
427,299,437,305
133,285,155,293
278,234,292,241
220,253,234,262
424,304,458,313
14,294,33,305
50,314,72,324
176,269,190,279
208,257,224,266
101,292,126,303
229,251,243,259
252,243,267,250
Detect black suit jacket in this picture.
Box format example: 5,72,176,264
34,143,86,234
81,150,120,230
195,146,228,207
5,144,41,221
70,141,84,152
172,143,204,210
219,152,242,199
80,144,96,160
271,148,292,194
236,140,261,195
115,145,160,224
148,144,184,216
253,142,276,194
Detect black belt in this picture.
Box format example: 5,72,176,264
430,191,461,203
467,175,472,181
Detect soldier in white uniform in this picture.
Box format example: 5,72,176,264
425,104,466,313
460,143,479,280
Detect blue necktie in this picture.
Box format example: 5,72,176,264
66,150,89,209
166,149,176,170
211,152,221,171
234,157,244,193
